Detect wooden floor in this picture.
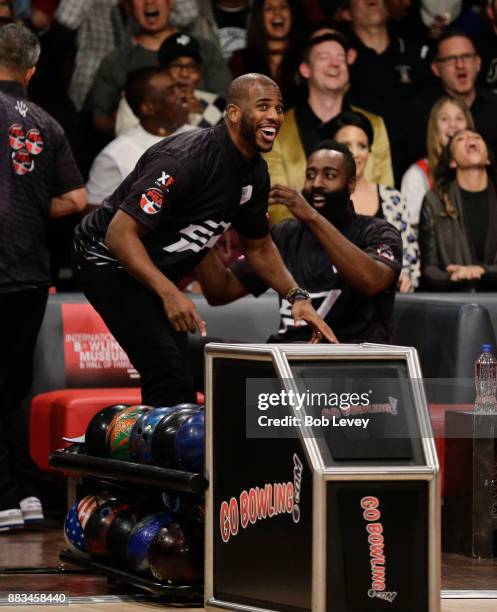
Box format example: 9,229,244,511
0,521,496,610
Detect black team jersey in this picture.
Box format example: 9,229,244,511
232,206,402,344
0,81,83,293
74,124,270,284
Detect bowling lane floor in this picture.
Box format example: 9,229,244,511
0,520,497,610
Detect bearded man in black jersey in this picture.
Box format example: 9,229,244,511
197,140,403,343
73,73,335,407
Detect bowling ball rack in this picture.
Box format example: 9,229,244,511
59,550,203,600
49,449,207,600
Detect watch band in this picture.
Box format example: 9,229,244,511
286,287,311,304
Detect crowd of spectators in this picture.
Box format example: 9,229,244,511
4,0,497,293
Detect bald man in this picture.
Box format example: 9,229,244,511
73,73,335,407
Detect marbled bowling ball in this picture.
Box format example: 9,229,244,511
106,405,152,461
127,511,174,574
151,407,200,468
107,507,144,568
84,499,130,558
149,523,203,583
174,410,205,472
129,407,177,464
64,503,88,557
85,404,129,457
173,403,203,411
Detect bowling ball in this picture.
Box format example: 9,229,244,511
151,407,200,468
84,499,130,558
129,407,178,464
85,404,128,457
127,511,174,574
75,492,116,531
106,405,152,461
149,523,203,583
173,403,202,411
107,507,144,568
174,411,205,472
64,503,88,557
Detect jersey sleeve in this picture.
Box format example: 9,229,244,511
230,171,270,239
119,154,188,230
362,220,403,278
51,130,84,196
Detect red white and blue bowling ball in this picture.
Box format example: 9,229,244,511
127,511,175,574
64,502,88,557
174,410,205,472
149,523,203,584
85,404,129,458
84,499,130,558
129,407,178,464
151,406,201,468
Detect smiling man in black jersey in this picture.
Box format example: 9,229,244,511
73,73,334,407
197,139,403,343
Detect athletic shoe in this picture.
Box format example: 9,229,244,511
19,497,44,524
0,508,24,531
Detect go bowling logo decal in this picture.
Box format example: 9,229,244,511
26,129,44,155
219,454,303,543
140,188,164,215
9,124,25,150
8,123,44,176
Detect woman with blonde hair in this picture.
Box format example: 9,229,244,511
331,111,419,293
401,95,474,229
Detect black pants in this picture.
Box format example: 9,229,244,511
0,288,47,510
76,265,195,407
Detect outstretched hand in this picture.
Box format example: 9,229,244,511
291,300,338,344
161,290,207,336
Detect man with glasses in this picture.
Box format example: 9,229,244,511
404,28,497,168
159,32,225,128
115,32,225,135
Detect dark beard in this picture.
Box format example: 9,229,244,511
239,113,258,152
303,187,353,228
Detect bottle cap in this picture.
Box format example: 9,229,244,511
481,344,493,352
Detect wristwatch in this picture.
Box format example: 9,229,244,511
286,287,311,304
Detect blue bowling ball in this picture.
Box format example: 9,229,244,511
129,407,177,464
64,503,88,557
127,511,174,574
174,411,205,472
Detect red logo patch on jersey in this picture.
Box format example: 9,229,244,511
376,244,395,262
140,188,164,215
26,128,44,155
12,148,34,175
9,123,25,150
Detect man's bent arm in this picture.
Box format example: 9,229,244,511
105,210,206,335
269,186,396,296
306,214,395,296
50,187,87,218
240,234,297,297
195,250,249,306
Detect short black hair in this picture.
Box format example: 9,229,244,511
226,73,279,106
435,27,476,56
302,30,350,64
124,66,167,118
310,139,356,179
329,110,374,147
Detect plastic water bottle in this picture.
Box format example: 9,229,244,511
474,344,497,414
